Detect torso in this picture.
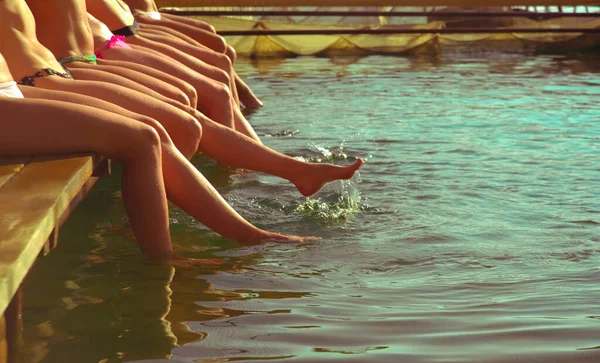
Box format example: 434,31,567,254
87,12,118,47
0,0,65,81
86,0,135,30
26,0,95,58
0,53,15,83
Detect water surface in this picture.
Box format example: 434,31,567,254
21,52,600,363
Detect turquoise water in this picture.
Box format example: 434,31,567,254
21,53,600,363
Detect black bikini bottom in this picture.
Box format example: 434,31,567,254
111,21,140,37
17,65,74,87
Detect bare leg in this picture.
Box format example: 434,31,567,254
0,97,171,257
66,61,191,107
225,44,237,63
136,13,227,53
223,44,264,110
127,34,232,94
96,58,198,108
136,16,264,109
139,22,202,46
65,65,190,113
35,75,202,159
21,86,362,198
126,36,248,124
232,105,260,141
160,12,219,34
191,111,365,197
235,73,263,109
101,45,260,141
136,29,241,105
15,88,315,245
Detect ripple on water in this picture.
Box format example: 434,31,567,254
18,53,600,363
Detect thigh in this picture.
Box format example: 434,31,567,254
152,17,226,53
66,65,190,112
67,61,190,106
126,35,227,83
102,45,226,105
139,23,202,47
160,13,217,33
96,58,198,107
0,97,151,160
19,85,175,144
139,30,230,71
66,65,167,101
97,58,194,92
102,45,201,84
33,76,200,150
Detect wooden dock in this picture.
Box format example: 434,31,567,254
0,155,109,362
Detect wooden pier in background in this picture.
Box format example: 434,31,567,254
156,0,600,8
158,1,600,37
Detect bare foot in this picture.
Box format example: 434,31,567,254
263,233,321,244
242,231,320,245
242,98,263,110
292,158,364,197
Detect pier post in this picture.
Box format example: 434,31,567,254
5,289,22,363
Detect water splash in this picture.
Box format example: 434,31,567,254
295,180,363,222
264,129,300,137
295,144,350,163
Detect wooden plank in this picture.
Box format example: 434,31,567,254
0,158,31,191
0,165,22,192
157,0,600,8
0,156,94,316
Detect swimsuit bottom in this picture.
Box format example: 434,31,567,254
111,21,140,37
145,11,161,20
0,80,24,98
95,35,132,59
17,65,74,87
134,10,161,20
58,55,97,65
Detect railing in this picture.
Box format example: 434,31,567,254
160,7,600,36
162,10,600,18
215,28,600,36
155,0,600,6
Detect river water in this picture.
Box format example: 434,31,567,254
20,52,600,363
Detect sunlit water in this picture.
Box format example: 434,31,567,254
20,53,600,363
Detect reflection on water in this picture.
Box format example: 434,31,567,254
21,52,600,363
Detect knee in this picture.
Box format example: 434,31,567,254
183,82,198,108
172,89,191,107
139,124,163,149
176,114,202,158
211,35,227,54
190,116,203,145
212,82,232,103
125,124,162,162
215,53,233,73
141,116,172,143
140,115,200,159
212,68,231,87
226,45,237,63
205,24,217,34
